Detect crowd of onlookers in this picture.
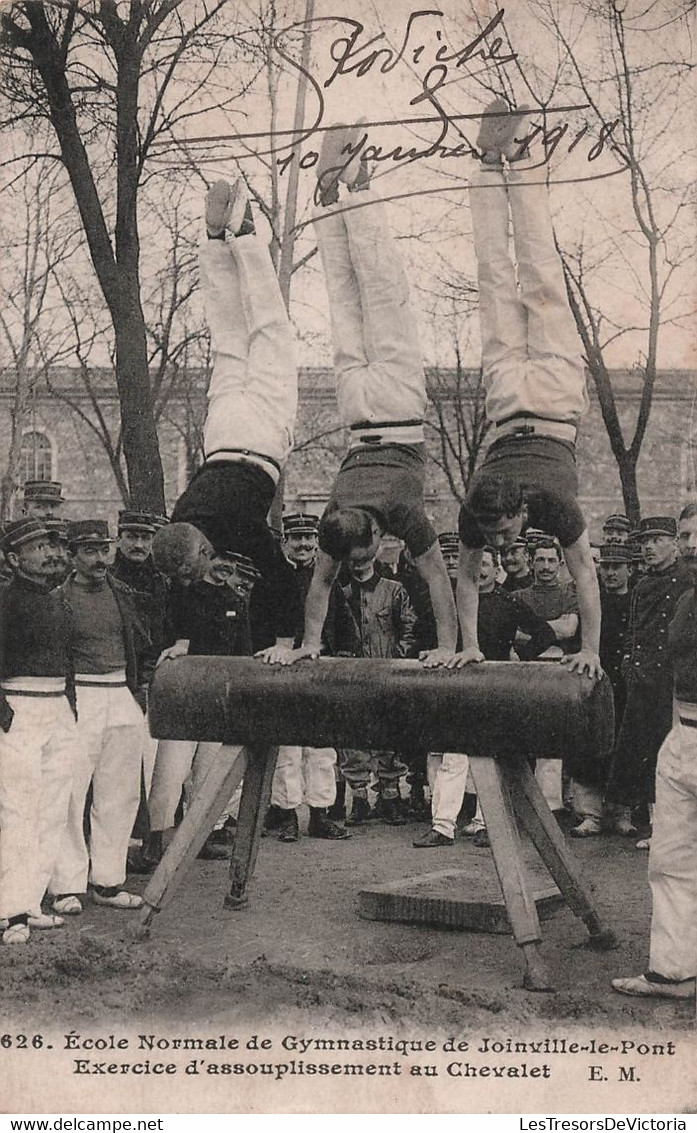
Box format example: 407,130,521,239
0,476,695,946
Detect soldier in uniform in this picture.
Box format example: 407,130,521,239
612,505,697,999
52,520,154,912
21,480,65,521
501,535,533,592
43,519,72,588
110,511,169,657
263,513,351,843
572,543,634,838
110,510,170,846
0,519,78,944
606,517,693,849
602,513,631,547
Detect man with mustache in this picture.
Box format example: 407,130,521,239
613,504,697,999
51,520,155,913
606,517,693,850
0,518,77,945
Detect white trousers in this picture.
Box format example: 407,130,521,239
469,164,588,425
271,746,337,810
0,695,76,919
200,236,297,468
647,718,697,981
52,685,145,893
428,752,561,835
313,192,426,427
148,739,223,831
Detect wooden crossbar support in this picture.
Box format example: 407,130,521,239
138,658,617,989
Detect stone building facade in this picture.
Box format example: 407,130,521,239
1,367,694,540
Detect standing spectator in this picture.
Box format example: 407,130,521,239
517,538,580,815
0,519,77,944
612,506,697,999
414,546,555,847
111,511,169,657
598,544,634,836
606,517,693,850
265,513,351,843
43,519,72,587
52,520,154,912
339,544,417,825
110,510,170,834
21,480,65,521
501,535,533,592
137,550,259,870
602,514,631,547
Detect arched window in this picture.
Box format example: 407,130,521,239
21,430,54,483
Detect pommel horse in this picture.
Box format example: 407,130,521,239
139,658,618,990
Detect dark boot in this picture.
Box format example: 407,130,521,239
264,804,285,832
308,807,351,840
209,816,237,846
128,830,163,875
197,834,229,860
277,808,300,843
327,780,347,821
379,795,407,826
345,795,372,826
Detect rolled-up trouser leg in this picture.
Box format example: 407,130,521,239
270,746,303,810
337,749,372,792
648,724,697,981
301,747,337,808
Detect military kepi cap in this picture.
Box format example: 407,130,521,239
602,513,631,532
283,512,320,536
0,517,49,552
67,519,116,545
216,550,262,580
437,531,459,550
118,510,157,534
23,480,64,503
638,516,677,539
599,544,632,564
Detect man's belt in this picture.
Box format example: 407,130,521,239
679,717,697,729
75,671,128,688
203,448,281,483
493,415,577,445
349,419,425,447
1,684,66,698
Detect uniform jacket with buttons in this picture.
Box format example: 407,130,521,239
622,558,693,685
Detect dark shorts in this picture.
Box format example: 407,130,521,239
460,435,585,549
322,444,437,559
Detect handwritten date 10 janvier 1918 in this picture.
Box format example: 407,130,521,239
272,9,623,181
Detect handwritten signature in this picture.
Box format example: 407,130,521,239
167,7,628,209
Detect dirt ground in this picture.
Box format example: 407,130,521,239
2,811,694,1036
